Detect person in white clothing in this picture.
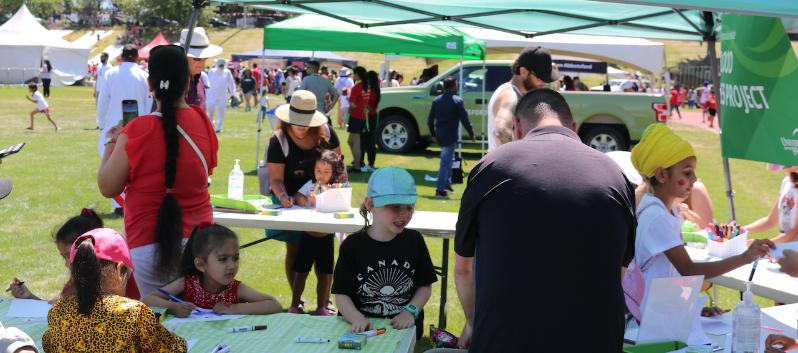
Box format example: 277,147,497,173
334,68,354,128
96,44,152,215
94,52,111,100
206,58,237,133
284,68,300,103
0,321,38,353
25,83,59,131
625,123,772,320
486,47,558,151
745,166,798,243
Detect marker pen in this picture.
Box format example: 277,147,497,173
228,324,267,333
295,337,330,343
358,328,386,337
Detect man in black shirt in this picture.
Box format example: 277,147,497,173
454,89,636,352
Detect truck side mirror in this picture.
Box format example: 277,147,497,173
430,82,444,96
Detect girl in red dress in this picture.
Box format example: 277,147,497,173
143,224,282,317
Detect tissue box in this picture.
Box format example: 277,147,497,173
316,187,352,213
706,231,747,259
338,333,366,350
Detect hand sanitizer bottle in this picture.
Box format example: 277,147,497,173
732,281,760,353
227,159,244,200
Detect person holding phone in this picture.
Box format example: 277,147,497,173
95,44,152,215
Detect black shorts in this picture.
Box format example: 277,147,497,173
293,233,334,274
347,117,366,134
709,108,717,116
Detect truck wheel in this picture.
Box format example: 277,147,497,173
377,114,418,153
582,126,628,152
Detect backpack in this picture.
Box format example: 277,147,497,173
622,200,668,323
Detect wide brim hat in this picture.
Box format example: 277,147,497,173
340,67,351,77
274,90,328,128
177,27,223,59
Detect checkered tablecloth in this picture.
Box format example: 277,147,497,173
0,299,413,353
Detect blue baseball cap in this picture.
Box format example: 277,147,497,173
367,167,417,207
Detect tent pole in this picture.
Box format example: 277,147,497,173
256,47,266,168
182,0,205,51
481,58,486,157
704,11,736,221
457,53,464,160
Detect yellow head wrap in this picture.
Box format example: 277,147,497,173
631,123,695,178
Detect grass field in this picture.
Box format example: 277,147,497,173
0,85,786,351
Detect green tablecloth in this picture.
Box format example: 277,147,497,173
0,298,412,353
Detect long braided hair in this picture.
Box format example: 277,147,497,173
148,45,189,279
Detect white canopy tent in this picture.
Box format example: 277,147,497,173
0,4,90,85
458,27,664,76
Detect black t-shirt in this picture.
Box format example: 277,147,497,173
240,77,256,93
266,129,340,196
332,229,438,328
455,125,636,353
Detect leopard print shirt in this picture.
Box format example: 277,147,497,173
42,295,187,353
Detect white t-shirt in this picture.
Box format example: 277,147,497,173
32,91,48,110
297,180,323,197
286,76,300,97
779,176,798,232
334,77,354,107
487,82,521,152
635,193,683,288
699,86,711,104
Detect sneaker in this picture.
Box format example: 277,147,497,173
434,190,448,198
288,305,304,314
347,166,362,173
444,184,454,192
313,307,333,316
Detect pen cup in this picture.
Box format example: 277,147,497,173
707,231,747,259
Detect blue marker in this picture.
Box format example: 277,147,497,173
158,289,186,303
158,289,200,314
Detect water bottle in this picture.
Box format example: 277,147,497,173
732,282,760,353
227,159,244,200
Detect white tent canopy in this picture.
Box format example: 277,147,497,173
0,4,90,85
458,27,664,75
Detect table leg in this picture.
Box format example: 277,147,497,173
439,238,449,330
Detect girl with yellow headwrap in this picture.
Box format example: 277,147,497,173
623,124,773,320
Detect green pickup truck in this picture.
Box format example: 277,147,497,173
375,60,667,153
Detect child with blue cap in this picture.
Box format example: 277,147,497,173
332,167,437,339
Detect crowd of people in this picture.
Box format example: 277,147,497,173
669,80,718,127
6,25,798,353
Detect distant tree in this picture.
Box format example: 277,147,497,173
0,0,63,22
136,0,212,26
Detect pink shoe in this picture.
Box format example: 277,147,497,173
288,305,305,314
314,307,333,316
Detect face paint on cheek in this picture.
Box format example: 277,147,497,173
677,179,686,186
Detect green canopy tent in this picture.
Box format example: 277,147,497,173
262,14,485,60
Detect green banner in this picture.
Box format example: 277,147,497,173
720,14,798,165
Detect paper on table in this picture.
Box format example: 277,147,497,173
637,275,704,345
7,298,52,318
770,242,798,259
701,315,732,335
164,310,244,325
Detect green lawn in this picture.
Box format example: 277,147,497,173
0,85,785,351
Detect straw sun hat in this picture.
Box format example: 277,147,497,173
177,27,223,59
274,90,328,127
